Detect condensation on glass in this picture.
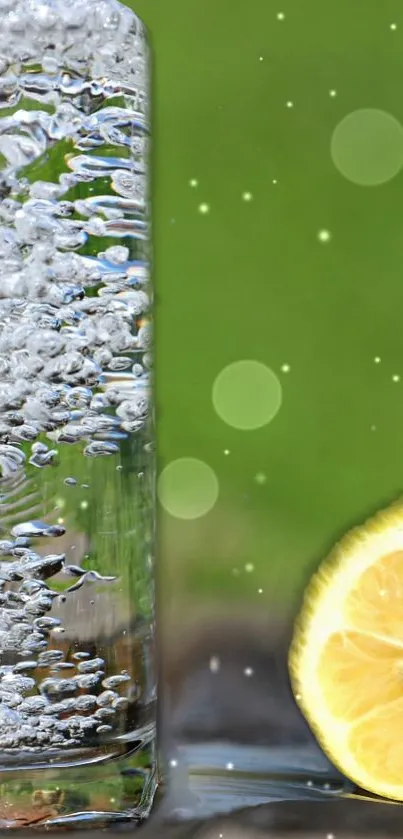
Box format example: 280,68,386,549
0,0,155,828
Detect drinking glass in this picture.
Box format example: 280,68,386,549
0,0,156,828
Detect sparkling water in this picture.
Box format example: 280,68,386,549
0,0,156,827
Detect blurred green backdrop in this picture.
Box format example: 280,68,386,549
128,0,403,621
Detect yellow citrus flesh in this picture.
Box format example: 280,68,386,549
289,501,403,800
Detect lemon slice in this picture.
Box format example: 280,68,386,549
289,500,403,801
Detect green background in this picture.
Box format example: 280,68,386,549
131,0,403,616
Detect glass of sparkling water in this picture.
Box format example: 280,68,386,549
0,0,156,828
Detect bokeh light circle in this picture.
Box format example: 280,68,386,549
212,360,282,430
158,457,219,520
331,109,403,186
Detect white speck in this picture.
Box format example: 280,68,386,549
242,191,253,201
317,229,332,243
245,563,254,572
80,500,89,510
390,22,397,30
329,89,337,97
209,656,220,673
259,56,264,62
286,101,294,108
244,667,254,677
258,588,263,594
306,780,313,787
323,782,331,790
380,589,386,597
327,834,335,839
374,356,381,364
226,762,234,771
281,363,291,373
295,692,301,700
277,11,285,20
110,797,116,804
57,517,64,525
272,179,278,185
224,448,230,455
219,835,223,838
189,178,198,187
170,759,178,768
198,203,210,214
255,472,267,485
393,374,400,382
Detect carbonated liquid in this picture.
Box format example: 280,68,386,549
0,0,156,827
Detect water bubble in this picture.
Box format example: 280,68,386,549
97,689,119,707
104,245,129,264
102,673,130,689
74,671,103,690
37,650,64,667
112,696,129,711
11,520,65,539
77,657,105,674
84,440,119,457
95,706,115,721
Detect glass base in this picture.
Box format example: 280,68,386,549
0,739,157,830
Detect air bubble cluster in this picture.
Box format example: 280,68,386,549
0,537,134,750
0,0,151,754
